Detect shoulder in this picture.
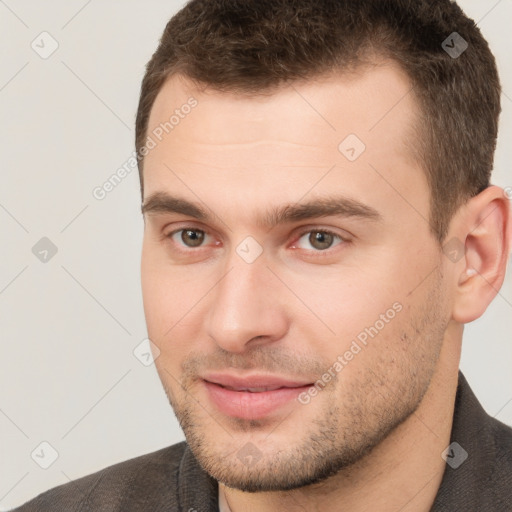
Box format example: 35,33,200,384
487,416,512,501
433,373,512,510
10,442,188,511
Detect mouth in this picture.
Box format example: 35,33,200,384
201,373,314,420
214,385,289,392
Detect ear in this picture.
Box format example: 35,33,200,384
450,185,511,324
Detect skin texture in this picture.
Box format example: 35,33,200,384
140,61,511,511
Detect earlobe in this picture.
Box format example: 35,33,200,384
451,186,511,324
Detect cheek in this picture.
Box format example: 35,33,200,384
292,258,426,367
141,243,194,327
141,246,217,372
284,266,401,339
141,245,182,341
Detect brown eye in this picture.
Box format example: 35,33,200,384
180,229,205,247
308,231,336,250
294,229,343,251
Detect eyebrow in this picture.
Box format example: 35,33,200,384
141,191,382,228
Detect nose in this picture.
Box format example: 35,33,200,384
205,254,289,353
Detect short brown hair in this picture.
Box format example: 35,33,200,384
135,0,501,243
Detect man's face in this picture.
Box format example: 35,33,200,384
140,62,451,491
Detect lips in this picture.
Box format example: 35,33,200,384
203,373,312,393
220,385,283,392
202,373,313,420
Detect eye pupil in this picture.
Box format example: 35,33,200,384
309,231,334,250
182,229,205,247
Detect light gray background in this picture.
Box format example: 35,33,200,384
0,0,511,508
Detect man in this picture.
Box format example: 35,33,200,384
13,0,512,510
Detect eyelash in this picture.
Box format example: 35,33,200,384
165,226,348,255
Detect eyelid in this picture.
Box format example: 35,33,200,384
164,220,210,237
293,226,353,242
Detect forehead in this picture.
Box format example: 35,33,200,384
144,61,419,168
141,62,429,233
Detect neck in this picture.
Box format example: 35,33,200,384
219,333,461,512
